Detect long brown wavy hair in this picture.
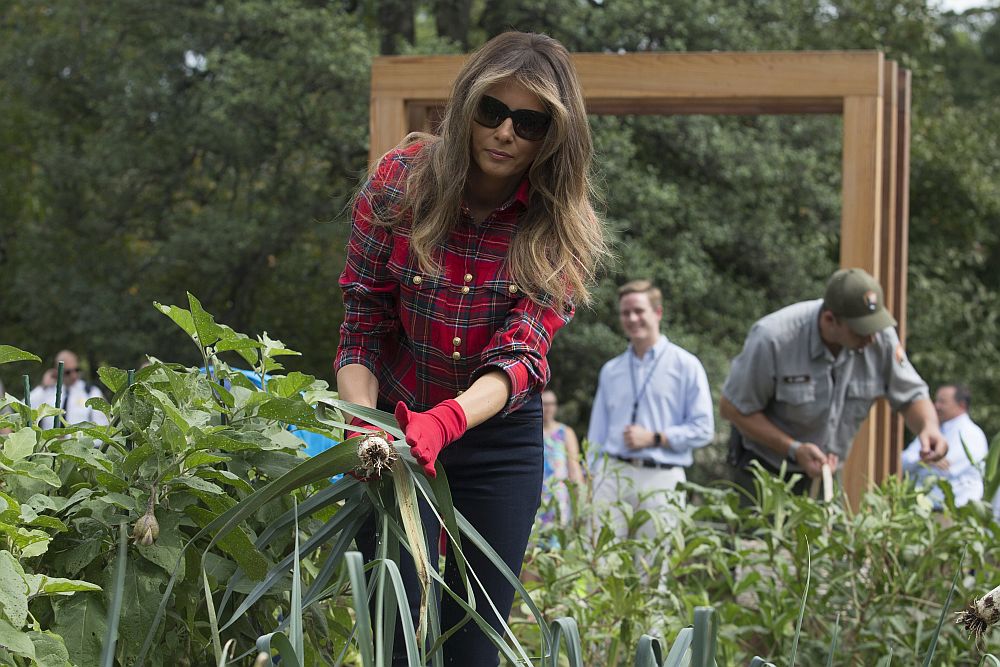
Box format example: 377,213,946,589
371,31,608,308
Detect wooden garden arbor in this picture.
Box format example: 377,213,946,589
368,51,912,505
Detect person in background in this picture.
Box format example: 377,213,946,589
335,31,608,666
30,349,108,429
538,389,584,527
721,268,947,498
588,279,715,538
902,383,986,508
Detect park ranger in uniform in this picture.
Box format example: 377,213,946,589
720,267,948,496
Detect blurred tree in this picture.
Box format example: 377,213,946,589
1,0,997,479
0,0,372,380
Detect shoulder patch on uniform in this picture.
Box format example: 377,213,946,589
895,342,908,367
782,375,811,384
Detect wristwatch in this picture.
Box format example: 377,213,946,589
786,440,802,462
653,432,663,446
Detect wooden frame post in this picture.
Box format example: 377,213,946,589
368,51,911,506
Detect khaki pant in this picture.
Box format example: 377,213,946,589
591,456,687,541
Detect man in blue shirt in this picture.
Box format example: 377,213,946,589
588,280,714,538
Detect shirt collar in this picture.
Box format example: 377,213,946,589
509,177,531,209
629,334,669,361
460,176,531,221
808,301,829,360
941,412,971,430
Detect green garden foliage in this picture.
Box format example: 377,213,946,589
2,0,999,468
2,300,999,664
0,302,358,665
520,463,1000,665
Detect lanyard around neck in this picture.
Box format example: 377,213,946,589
629,345,664,423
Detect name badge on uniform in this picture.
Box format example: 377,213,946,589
782,375,811,384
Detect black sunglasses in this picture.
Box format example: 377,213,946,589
474,95,551,142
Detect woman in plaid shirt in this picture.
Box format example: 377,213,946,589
338,31,607,665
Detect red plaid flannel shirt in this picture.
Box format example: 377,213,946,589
336,142,573,414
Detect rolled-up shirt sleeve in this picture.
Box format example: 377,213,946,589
664,360,715,453
335,160,402,375
721,324,776,416
882,328,929,412
474,297,573,414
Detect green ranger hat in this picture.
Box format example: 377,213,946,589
822,268,897,336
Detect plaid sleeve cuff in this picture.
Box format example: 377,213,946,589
474,298,573,415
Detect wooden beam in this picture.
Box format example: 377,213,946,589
875,60,900,482
840,93,885,503
372,51,884,99
895,69,912,347
371,51,886,160
370,95,409,163
888,68,913,473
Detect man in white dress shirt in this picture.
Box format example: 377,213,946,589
588,280,714,538
30,349,109,429
902,383,987,508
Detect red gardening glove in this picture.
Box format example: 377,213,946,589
394,399,467,478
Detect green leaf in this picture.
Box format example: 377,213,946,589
260,332,300,358
123,444,156,476
345,552,374,667
51,593,107,667
94,471,130,494
256,396,326,429
0,552,28,627
97,367,129,395
54,440,114,473
170,475,225,496
0,346,41,366
28,630,71,667
188,293,225,349
0,617,35,660
11,460,61,488
154,302,196,338
19,532,53,558
922,547,965,667
3,429,36,461
85,397,113,418
99,524,128,667
183,451,232,469
215,336,264,355
267,372,316,399
26,515,69,533
196,469,254,494
115,556,167,659
256,631,301,665
185,506,269,581
691,607,717,667
50,526,103,577
135,512,187,578
24,574,102,597
193,432,260,453
550,618,584,667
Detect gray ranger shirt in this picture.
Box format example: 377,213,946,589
722,299,929,471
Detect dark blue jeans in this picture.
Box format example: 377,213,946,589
357,394,543,666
